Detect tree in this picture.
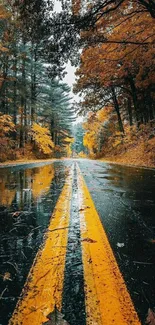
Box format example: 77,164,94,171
72,123,86,155
0,1,77,161
74,5,155,127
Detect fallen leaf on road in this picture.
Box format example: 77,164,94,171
12,211,21,218
79,206,90,211
81,237,97,243
2,272,12,281
43,307,70,325
145,308,155,325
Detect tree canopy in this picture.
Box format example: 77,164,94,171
0,0,155,161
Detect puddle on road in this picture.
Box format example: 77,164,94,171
0,162,70,325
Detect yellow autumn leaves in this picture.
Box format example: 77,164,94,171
83,107,112,156
31,123,54,155
0,114,15,137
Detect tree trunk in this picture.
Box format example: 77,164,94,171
111,86,124,134
20,41,26,148
127,97,133,126
19,107,24,148
13,46,17,126
147,91,154,121
0,61,8,113
127,74,139,125
50,117,57,145
31,44,37,123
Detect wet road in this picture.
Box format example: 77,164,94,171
0,159,155,324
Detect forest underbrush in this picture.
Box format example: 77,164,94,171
99,124,155,168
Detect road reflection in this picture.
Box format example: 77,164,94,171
78,160,155,323
0,162,70,325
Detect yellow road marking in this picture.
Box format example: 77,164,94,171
77,164,141,325
9,167,73,325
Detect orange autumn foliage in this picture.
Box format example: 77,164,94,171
74,1,155,166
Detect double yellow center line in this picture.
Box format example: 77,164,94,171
9,163,141,325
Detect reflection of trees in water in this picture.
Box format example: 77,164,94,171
0,163,68,325
0,164,55,210
0,171,16,207
30,164,55,200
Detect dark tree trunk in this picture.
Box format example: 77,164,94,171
50,117,58,145
19,108,24,148
147,91,154,121
127,97,133,126
111,86,124,133
50,118,55,142
20,41,26,148
127,74,139,125
143,95,149,124
0,61,8,113
31,45,37,123
13,48,17,126
4,86,9,114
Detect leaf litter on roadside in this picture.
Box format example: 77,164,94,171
43,306,70,325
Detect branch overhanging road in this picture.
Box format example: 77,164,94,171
0,159,155,325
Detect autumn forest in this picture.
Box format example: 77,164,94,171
0,0,155,167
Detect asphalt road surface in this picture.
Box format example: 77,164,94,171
0,159,155,325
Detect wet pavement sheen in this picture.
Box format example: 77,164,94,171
79,160,155,323
62,164,86,325
0,159,155,324
0,161,72,325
